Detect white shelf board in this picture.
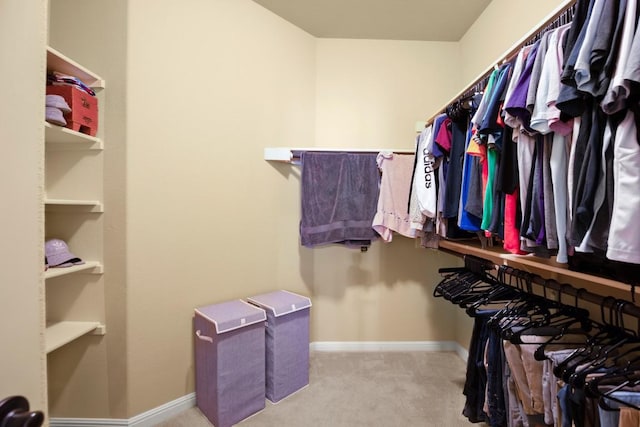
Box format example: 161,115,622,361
264,147,296,162
46,46,105,89
46,321,105,353
45,122,103,149
45,199,103,213
264,147,415,163
45,261,103,280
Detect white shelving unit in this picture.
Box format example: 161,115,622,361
45,47,106,354
45,261,103,279
45,198,104,213
45,321,105,354
45,121,103,149
47,46,105,89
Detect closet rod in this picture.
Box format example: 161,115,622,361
264,147,415,164
498,264,640,319
425,0,576,125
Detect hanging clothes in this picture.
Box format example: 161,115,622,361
458,126,484,232
601,0,637,115
549,133,571,263
409,125,433,234
299,151,380,248
557,0,596,118
442,107,477,239
498,126,525,255
504,41,540,133
409,124,443,248
607,110,640,263
425,0,640,275
521,135,546,248
372,152,417,242
435,260,640,427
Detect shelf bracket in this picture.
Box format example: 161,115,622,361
91,324,107,335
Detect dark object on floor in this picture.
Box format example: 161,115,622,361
0,395,45,427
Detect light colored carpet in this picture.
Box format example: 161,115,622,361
156,351,475,427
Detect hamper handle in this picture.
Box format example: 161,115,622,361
195,330,213,343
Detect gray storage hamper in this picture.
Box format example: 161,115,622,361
246,290,312,403
194,300,267,427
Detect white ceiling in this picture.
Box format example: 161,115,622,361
251,0,493,41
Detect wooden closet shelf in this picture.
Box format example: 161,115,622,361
438,240,636,296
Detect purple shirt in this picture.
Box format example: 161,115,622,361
504,41,540,133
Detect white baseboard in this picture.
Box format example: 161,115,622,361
455,342,469,363
49,393,195,427
50,418,128,427
309,340,459,352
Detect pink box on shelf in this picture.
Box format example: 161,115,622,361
46,85,98,136
247,290,312,403
194,300,266,427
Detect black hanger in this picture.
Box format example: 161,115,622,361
465,284,521,317
486,268,528,329
552,296,616,378
511,284,592,346
434,256,501,307
569,300,640,388
439,271,485,302
554,297,633,382
463,268,523,316
488,269,545,337
533,287,594,361
433,270,476,299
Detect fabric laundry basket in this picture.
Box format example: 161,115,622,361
247,290,312,403
194,299,266,427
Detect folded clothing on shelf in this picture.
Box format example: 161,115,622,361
45,107,66,126
46,94,71,113
45,238,84,268
45,94,72,127
47,71,96,97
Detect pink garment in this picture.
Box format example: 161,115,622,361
372,152,416,242
434,118,452,154
503,189,526,255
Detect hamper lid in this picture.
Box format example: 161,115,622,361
246,290,312,317
195,300,266,334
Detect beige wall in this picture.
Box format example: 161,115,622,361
309,243,461,342
459,0,570,87
316,39,461,147
313,39,462,342
126,0,317,416
0,0,48,413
